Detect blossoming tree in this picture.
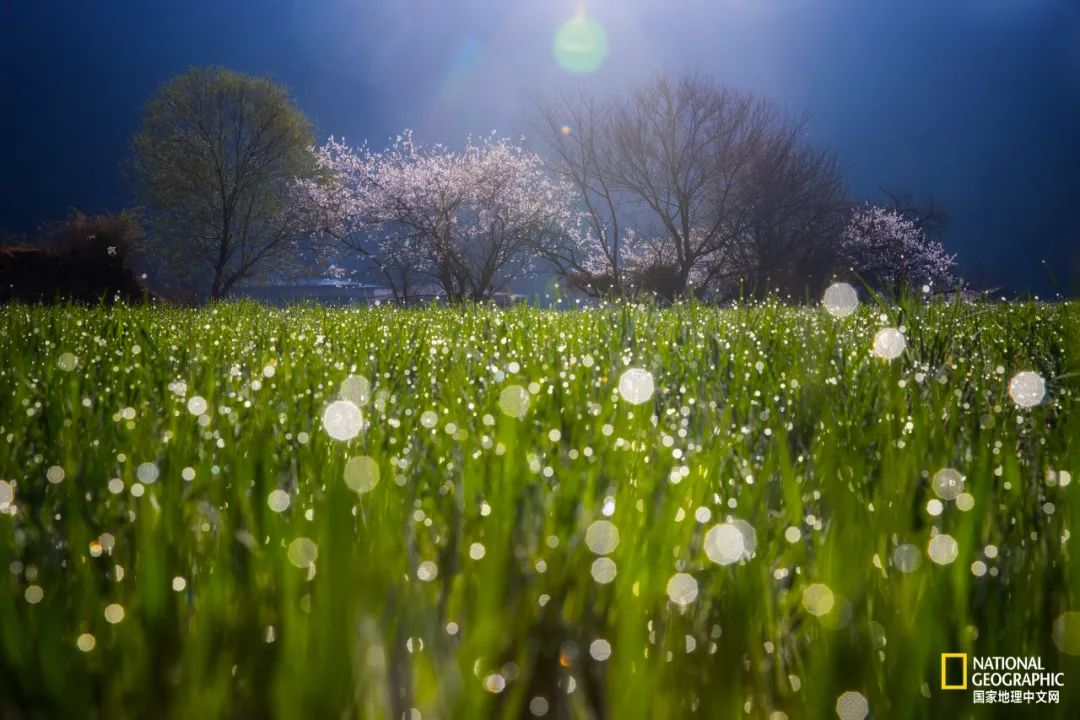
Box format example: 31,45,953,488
297,131,581,301
840,204,957,293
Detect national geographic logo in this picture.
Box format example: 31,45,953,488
940,653,1064,705
941,653,967,690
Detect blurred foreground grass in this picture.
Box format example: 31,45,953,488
0,299,1078,719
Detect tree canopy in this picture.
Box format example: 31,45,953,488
130,66,315,299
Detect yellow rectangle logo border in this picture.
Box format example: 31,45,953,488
941,653,968,690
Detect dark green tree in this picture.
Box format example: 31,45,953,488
131,66,315,299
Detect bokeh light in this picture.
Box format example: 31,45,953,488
589,638,611,661
186,395,208,415
893,544,921,573
931,468,964,500
617,368,654,405
498,384,530,418
1008,370,1045,408
104,603,125,624
704,522,747,565
322,399,363,440
666,572,699,606
344,455,380,493
1053,612,1080,655
872,327,905,360
928,534,958,565
553,10,608,74
287,537,318,568
340,374,372,405
136,462,159,485
267,489,290,513
822,282,858,318
802,583,835,616
585,520,620,555
417,560,438,582
590,556,617,583
835,691,869,720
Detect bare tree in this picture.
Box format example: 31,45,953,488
534,92,627,295
130,66,316,299
606,73,776,296
537,73,802,299
537,73,959,303
709,118,848,299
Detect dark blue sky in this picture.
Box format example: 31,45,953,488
3,0,1079,295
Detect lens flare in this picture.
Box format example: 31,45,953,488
553,11,608,74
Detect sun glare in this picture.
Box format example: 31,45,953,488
553,8,608,74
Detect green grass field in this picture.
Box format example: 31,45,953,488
1,299,1078,719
